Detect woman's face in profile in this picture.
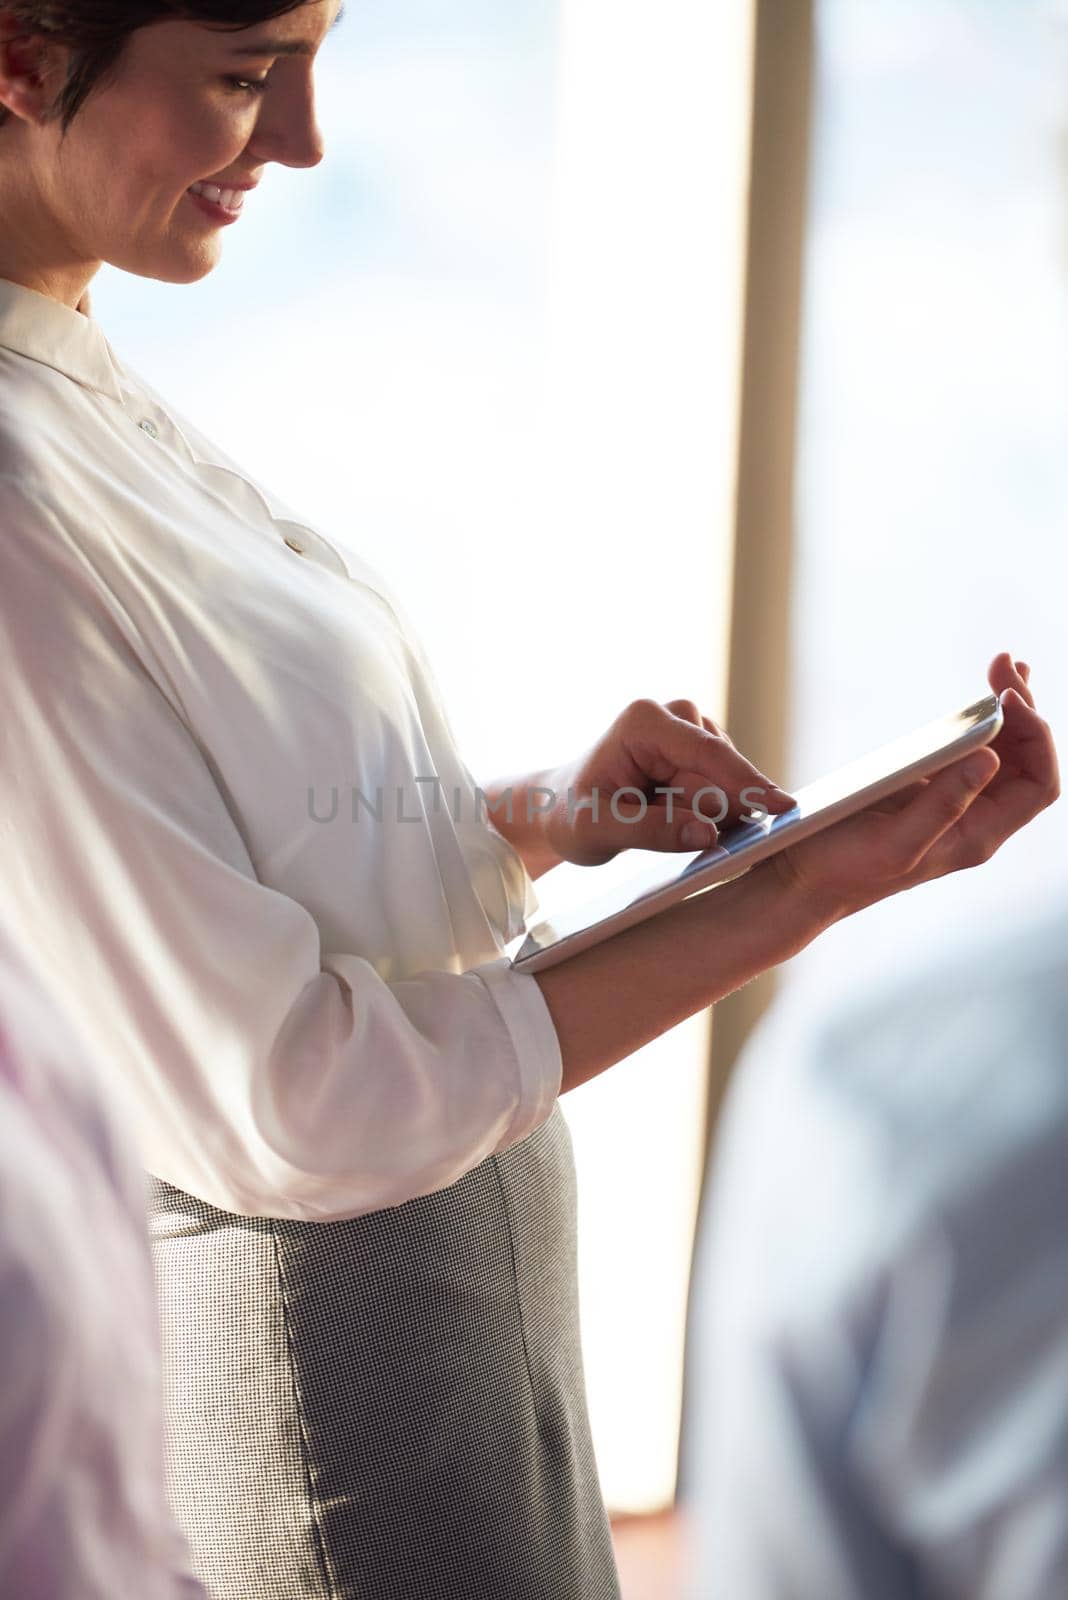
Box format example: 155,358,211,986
20,0,342,286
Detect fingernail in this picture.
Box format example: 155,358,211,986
681,821,714,849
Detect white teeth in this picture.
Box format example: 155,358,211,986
189,181,244,211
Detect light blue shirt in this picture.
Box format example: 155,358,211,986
686,911,1068,1599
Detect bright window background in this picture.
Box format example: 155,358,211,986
777,0,1068,1025
94,0,756,1512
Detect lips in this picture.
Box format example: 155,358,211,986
188,181,245,212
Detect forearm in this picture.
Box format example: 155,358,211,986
481,768,563,881
533,860,838,1095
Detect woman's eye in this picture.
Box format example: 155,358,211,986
225,76,270,96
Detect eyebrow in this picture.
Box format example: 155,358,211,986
231,3,345,55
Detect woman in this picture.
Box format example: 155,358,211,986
0,2,1058,1596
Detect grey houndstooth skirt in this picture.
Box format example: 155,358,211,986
147,1102,621,1600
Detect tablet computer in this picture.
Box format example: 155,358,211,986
509,691,1004,974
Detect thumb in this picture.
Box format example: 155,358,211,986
609,800,721,854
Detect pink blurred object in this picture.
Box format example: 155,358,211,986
0,929,206,1599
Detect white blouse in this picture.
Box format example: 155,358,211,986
0,276,562,1222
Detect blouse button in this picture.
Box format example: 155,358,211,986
283,535,306,556
138,418,159,439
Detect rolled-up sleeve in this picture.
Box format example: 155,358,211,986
0,479,562,1221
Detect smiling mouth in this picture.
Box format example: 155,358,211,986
187,181,246,213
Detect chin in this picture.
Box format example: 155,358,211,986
163,256,221,285
111,244,222,286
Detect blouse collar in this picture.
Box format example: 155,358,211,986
0,277,124,402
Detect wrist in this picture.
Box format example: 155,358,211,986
481,767,564,881
705,857,844,961
762,851,870,933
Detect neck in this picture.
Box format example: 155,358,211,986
0,150,99,312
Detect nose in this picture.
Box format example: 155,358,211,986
247,75,326,170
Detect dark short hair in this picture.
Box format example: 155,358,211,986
0,2,309,135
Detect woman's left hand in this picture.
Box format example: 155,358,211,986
537,698,795,867
768,652,1059,916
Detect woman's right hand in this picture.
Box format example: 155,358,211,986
769,653,1060,924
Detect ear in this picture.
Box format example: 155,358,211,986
0,10,70,126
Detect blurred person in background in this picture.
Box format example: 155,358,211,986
0,925,207,1600
0,0,1060,1595
685,847,1068,1595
